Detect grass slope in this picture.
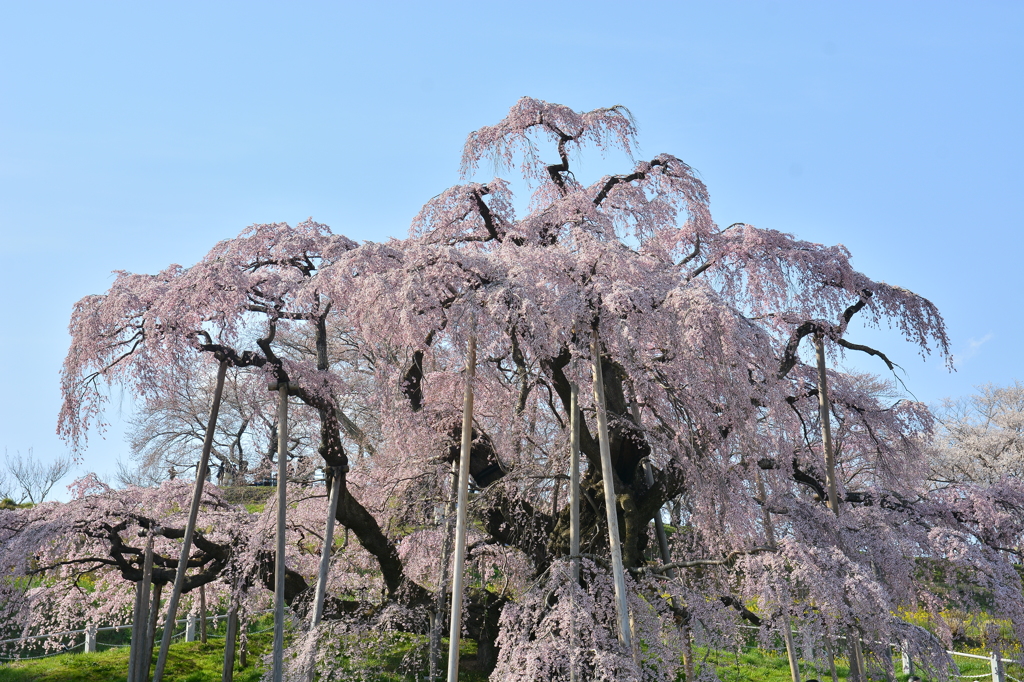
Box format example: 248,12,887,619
2,636,1018,681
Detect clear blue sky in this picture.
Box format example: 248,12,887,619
2,1,1021,496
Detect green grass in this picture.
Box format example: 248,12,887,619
698,644,1023,682
0,630,489,682
4,634,1018,682
0,616,274,682
0,640,266,682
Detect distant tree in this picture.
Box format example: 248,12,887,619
930,381,1024,486
4,448,73,504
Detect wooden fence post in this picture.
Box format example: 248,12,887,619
991,651,1005,682
901,645,913,675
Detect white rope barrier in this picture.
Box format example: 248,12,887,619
0,641,85,661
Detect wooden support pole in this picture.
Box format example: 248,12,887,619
569,381,581,682
632,403,674,579
222,603,238,682
145,583,163,678
135,532,155,682
755,468,800,682
430,462,458,682
311,467,343,629
446,332,476,682
272,381,290,682
590,327,632,649
814,335,840,515
200,585,207,644
569,382,581,584
153,360,228,682
826,639,839,682
128,575,144,682
814,336,866,682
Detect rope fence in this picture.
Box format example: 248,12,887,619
0,610,273,663
726,623,1021,682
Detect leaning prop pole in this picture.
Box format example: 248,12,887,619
131,530,155,682
569,382,581,584
756,466,800,682
814,335,840,517
569,381,582,682
590,326,632,649
430,461,458,682
630,403,674,578
152,360,228,682
311,466,343,628
446,330,477,682
814,334,865,682
306,465,343,682
271,380,290,682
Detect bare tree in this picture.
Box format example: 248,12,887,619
0,465,13,501
5,448,74,504
114,457,166,488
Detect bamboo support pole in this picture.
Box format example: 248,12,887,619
153,360,228,682
446,332,477,682
590,327,632,649
272,381,289,682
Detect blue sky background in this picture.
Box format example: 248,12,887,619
1,1,1021,497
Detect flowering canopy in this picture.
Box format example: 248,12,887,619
43,98,1024,679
